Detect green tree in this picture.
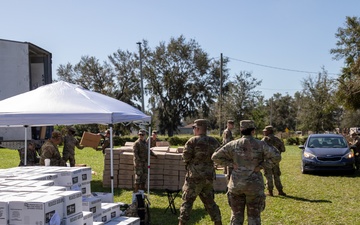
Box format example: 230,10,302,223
331,16,360,110
108,49,142,106
57,56,115,96
142,36,226,136
222,71,263,125
266,93,297,132
297,69,340,133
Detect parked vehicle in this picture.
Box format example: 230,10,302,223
299,134,355,174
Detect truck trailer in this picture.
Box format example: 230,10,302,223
0,39,52,148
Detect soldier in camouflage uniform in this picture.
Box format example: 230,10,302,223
350,131,360,170
96,129,111,154
212,120,281,225
222,120,235,180
133,129,157,193
147,130,160,148
62,127,84,167
40,131,66,166
178,119,222,225
262,125,286,196
18,141,39,166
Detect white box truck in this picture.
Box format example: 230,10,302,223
0,39,52,149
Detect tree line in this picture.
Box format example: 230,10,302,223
57,16,360,137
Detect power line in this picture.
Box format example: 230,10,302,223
227,57,340,76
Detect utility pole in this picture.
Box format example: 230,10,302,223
137,42,145,112
219,53,223,136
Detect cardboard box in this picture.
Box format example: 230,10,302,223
53,191,82,218
110,216,140,225
80,132,102,148
9,194,64,225
82,211,93,225
61,212,83,225
92,192,114,203
82,196,102,215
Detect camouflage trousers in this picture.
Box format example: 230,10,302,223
62,153,75,167
178,177,222,224
264,164,283,191
134,161,148,185
227,191,266,225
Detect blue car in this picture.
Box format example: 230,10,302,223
299,134,355,174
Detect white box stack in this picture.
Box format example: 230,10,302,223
8,194,64,225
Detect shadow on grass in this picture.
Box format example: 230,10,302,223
277,195,332,203
306,170,360,177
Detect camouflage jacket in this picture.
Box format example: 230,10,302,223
62,135,83,155
146,137,160,148
18,148,39,166
212,135,281,193
261,133,285,153
222,128,233,145
133,138,156,165
351,136,360,154
40,140,65,166
182,134,220,180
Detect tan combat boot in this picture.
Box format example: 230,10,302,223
278,190,287,196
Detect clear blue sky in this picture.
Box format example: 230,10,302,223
2,1,359,99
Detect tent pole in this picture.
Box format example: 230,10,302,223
24,125,28,166
147,126,151,198
109,125,114,198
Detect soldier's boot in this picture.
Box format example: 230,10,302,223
278,190,287,196
214,220,223,225
134,184,139,193
267,190,274,196
178,220,186,225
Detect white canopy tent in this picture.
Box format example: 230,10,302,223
0,81,151,196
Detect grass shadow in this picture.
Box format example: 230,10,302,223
278,195,332,203
307,170,359,177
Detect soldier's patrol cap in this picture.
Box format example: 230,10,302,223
152,130,158,134
240,120,256,129
51,130,62,139
350,131,357,136
193,119,208,128
227,120,234,124
263,125,273,132
138,129,146,135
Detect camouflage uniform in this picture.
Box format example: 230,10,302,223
179,119,222,224
350,133,360,169
40,140,66,166
222,120,234,180
101,137,110,154
147,136,160,148
62,133,84,167
18,143,39,166
133,133,156,186
222,128,234,145
212,120,281,225
262,126,286,195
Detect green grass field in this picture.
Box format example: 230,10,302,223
1,145,359,225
